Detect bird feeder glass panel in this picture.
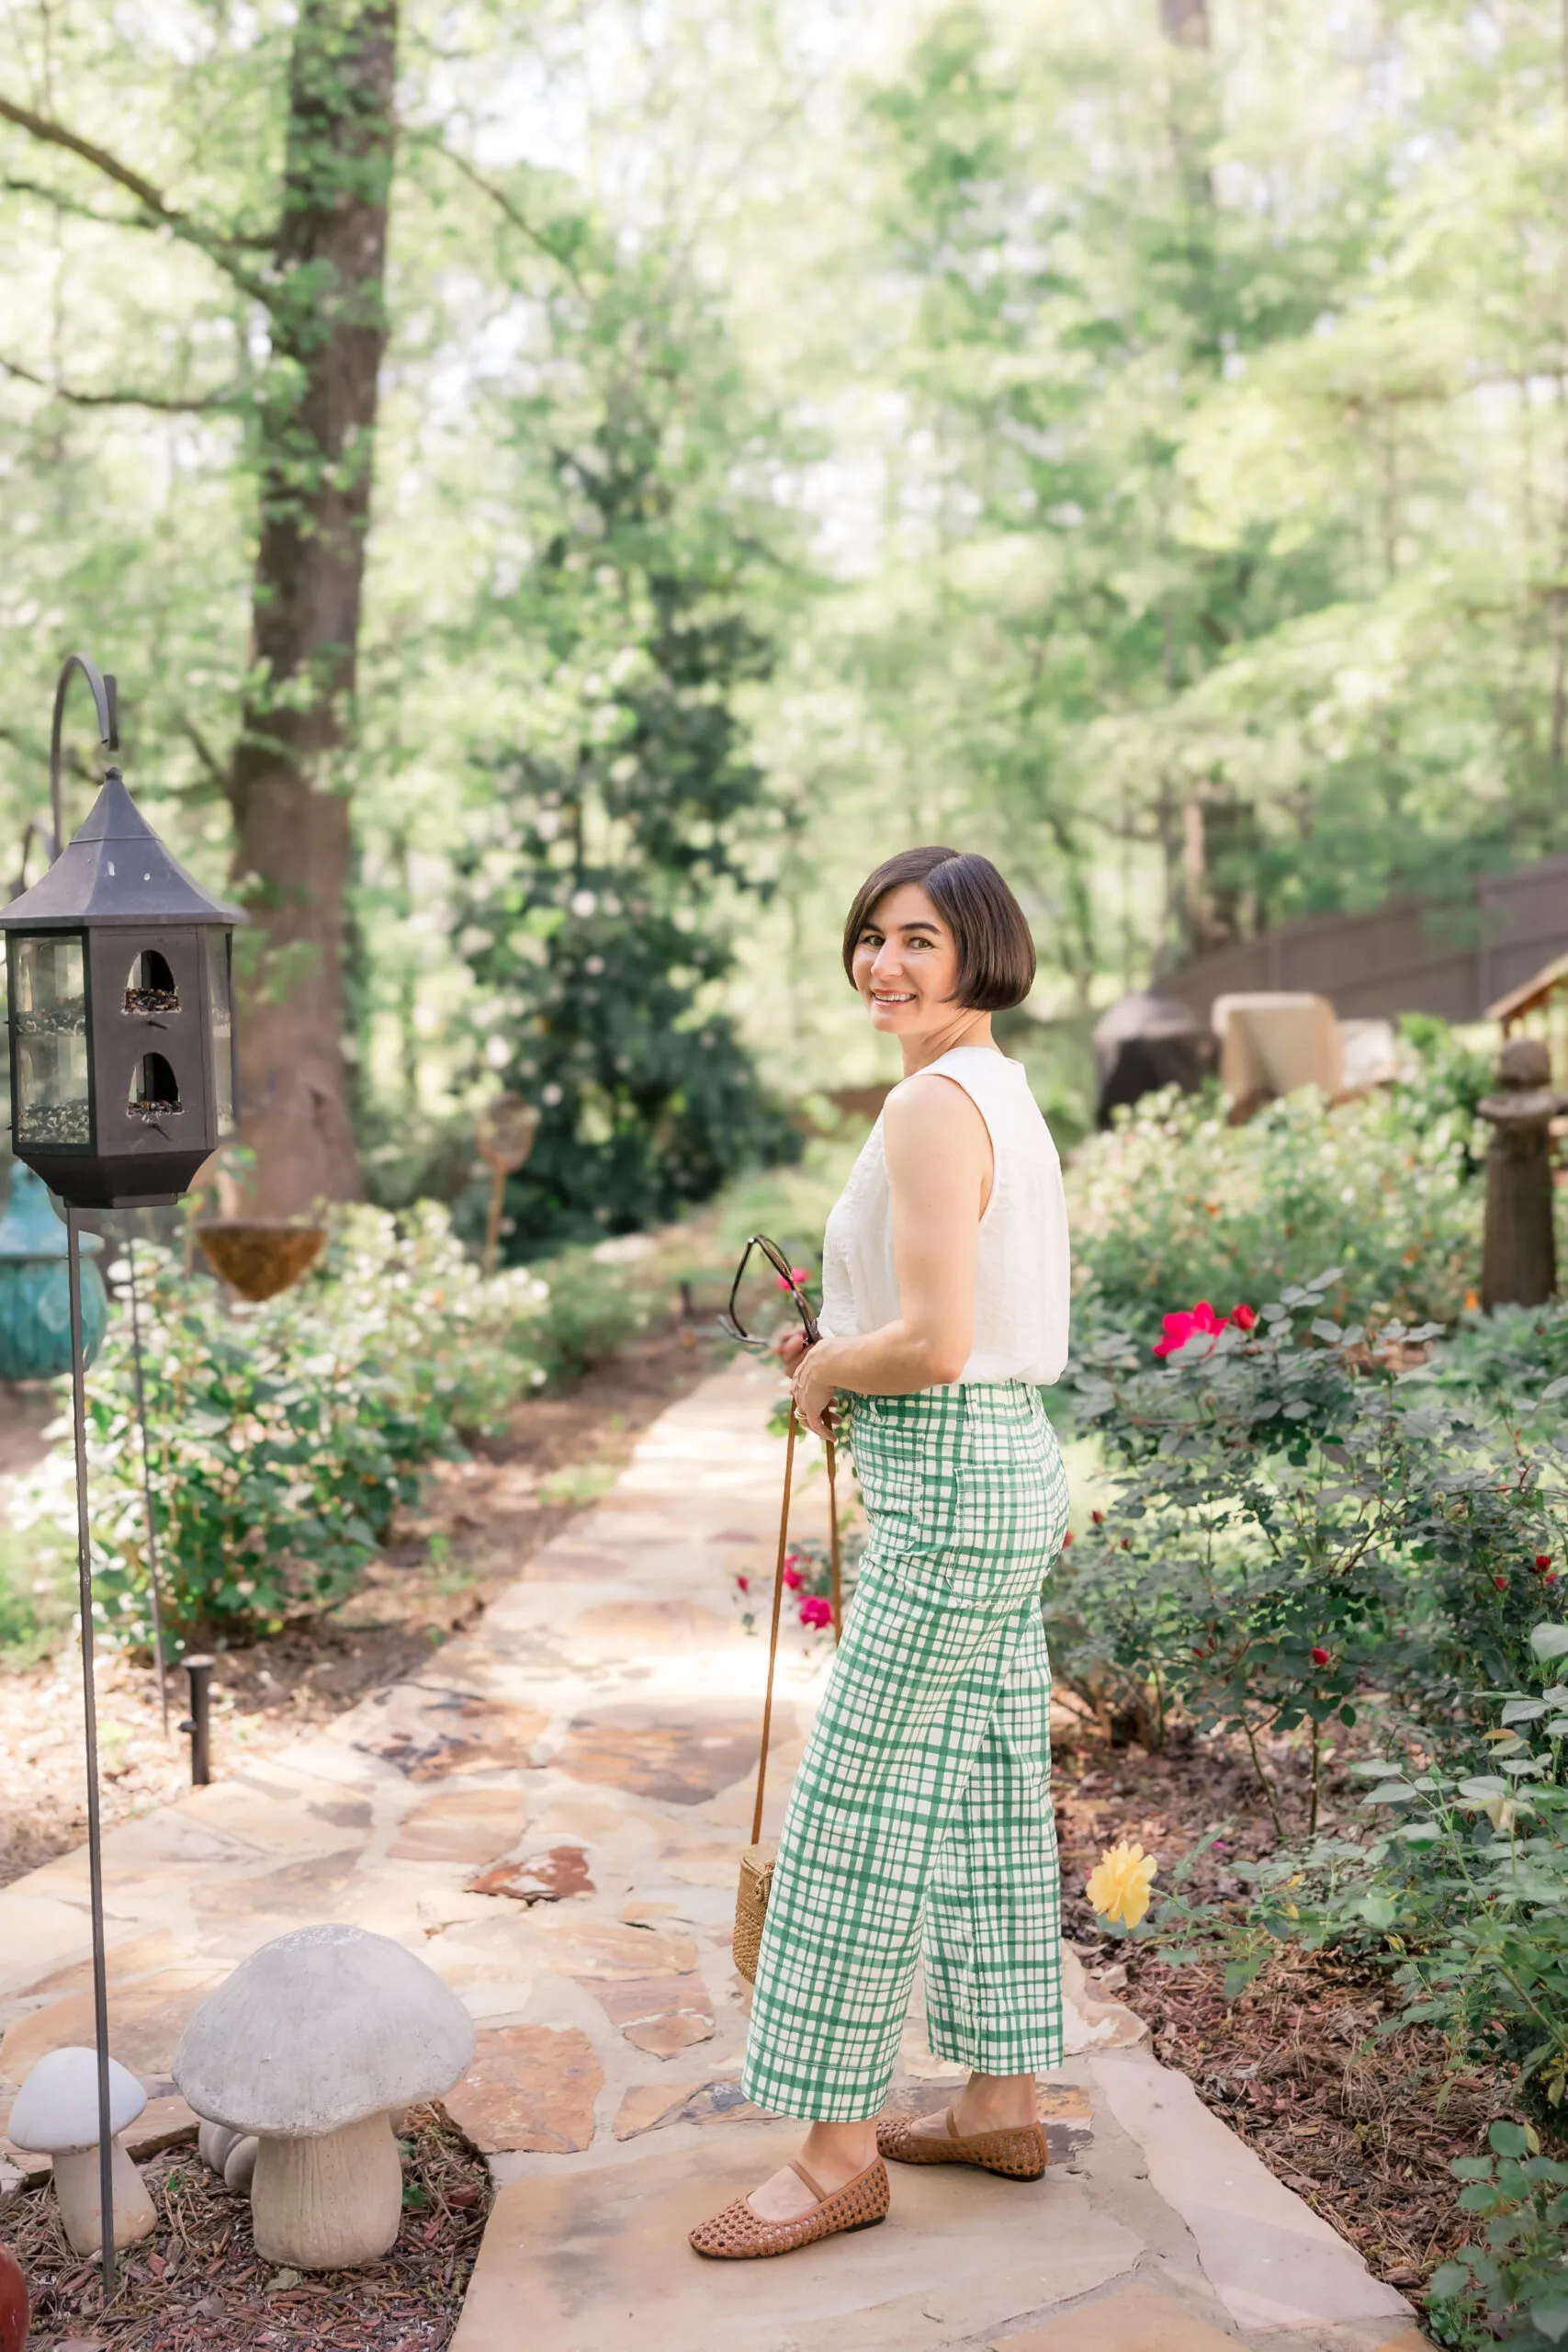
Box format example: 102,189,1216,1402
208,931,235,1138
10,933,92,1150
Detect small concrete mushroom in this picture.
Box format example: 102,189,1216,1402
173,1922,474,2270
6,2047,157,2256
197,2120,259,2192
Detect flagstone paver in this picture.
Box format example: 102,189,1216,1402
0,1358,1417,2349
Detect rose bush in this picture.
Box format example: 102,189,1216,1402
1068,1035,1488,1343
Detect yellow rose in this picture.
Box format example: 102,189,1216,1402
1085,1840,1158,1929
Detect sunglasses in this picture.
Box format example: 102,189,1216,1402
718,1233,819,1351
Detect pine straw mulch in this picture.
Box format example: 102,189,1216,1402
1053,1712,1506,2313
6,2107,490,2350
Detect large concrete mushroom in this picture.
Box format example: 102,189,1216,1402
6,2047,157,2255
172,1923,474,2269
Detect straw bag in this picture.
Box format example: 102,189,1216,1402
732,1408,841,1982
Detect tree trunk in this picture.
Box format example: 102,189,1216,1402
227,0,398,1215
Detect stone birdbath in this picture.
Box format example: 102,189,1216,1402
0,1165,107,1380
5,2047,156,2256
173,1922,474,2270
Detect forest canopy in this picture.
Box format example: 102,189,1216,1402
0,0,1562,1225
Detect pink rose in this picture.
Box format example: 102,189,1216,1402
783,1566,805,1590
798,1595,832,1629
1153,1298,1248,1358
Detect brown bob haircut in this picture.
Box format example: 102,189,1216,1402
841,845,1036,1012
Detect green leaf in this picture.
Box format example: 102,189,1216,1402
1427,2261,1472,2300
1488,2121,1531,2158
1530,1624,1568,1662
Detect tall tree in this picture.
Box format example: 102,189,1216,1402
453,266,798,1249
0,0,398,1211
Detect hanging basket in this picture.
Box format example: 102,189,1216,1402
196,1220,327,1302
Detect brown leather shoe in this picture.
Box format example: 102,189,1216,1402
877,2107,1048,2180
688,2155,890,2259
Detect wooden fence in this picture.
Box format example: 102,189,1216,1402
1163,856,1568,1028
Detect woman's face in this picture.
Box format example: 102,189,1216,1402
851,882,961,1036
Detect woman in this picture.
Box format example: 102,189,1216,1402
690,843,1071,2261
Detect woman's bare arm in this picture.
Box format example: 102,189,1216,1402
792,1075,991,1435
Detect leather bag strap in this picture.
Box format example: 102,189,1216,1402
750,1410,841,1845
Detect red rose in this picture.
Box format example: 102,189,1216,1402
735,1575,750,1593
1310,1646,1330,1667
1060,1530,1075,1548
1536,1555,1553,1573
1154,1309,1198,1359
783,1566,804,1590
798,1595,832,1629
1120,1537,1131,1550
1494,1577,1509,1591
1091,1510,1104,1526
1231,1303,1258,1331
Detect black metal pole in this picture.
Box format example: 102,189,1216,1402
181,1655,214,1786
124,1226,169,1735
68,1205,117,2299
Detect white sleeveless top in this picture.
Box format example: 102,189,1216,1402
819,1046,1070,1385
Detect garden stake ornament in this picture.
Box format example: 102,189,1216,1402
718,1233,842,1978
476,1091,539,1276
0,651,245,2301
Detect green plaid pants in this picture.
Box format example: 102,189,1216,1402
742,1382,1070,2122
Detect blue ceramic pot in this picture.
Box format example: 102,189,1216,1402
0,1165,107,1380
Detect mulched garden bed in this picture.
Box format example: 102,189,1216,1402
0,1320,720,1891
1054,1713,1505,2319
7,2107,489,2350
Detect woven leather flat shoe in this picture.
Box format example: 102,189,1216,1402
877,2108,1048,2181
688,2155,889,2259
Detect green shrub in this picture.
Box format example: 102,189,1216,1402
11,1204,565,1654
522,1248,650,1386
1057,1279,1568,1819
1427,2122,1568,2352
1069,1073,1482,1340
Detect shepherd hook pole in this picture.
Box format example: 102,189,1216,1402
125,1226,169,1734
68,1205,118,2300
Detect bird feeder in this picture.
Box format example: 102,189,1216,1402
1,756,242,1209
0,653,244,2307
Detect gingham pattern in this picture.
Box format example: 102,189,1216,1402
742,1383,1070,2122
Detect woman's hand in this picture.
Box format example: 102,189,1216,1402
792,1338,842,1441
773,1327,810,1373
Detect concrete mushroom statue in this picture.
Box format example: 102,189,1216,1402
6,2047,157,2256
173,1922,475,2270
197,2120,259,2193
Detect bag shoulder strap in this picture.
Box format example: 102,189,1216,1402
750,1416,841,1847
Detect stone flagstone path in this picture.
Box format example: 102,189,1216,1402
0,1358,1425,2351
